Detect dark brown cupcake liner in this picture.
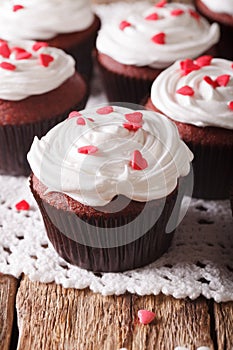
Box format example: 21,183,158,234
31,179,178,272
0,98,87,177
186,141,233,200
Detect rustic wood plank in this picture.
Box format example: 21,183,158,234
0,273,18,350
16,275,215,350
214,302,233,350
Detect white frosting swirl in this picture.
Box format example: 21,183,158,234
96,2,220,69
151,58,233,129
0,0,94,40
201,0,233,16
27,106,193,206
0,40,75,101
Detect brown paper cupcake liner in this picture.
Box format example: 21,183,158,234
31,180,178,272
0,99,87,177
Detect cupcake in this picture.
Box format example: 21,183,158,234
27,105,193,272
195,0,233,60
0,0,101,81
96,1,220,104
146,56,233,199
0,40,88,176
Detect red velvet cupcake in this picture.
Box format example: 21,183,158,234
27,105,193,272
0,40,88,176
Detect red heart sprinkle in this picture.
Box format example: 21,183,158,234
88,118,94,122
15,200,30,211
125,112,143,124
170,9,184,16
96,106,114,115
77,117,86,126
189,9,200,20
216,74,230,87
138,310,156,325
176,86,194,96
119,21,131,31
195,55,213,67
123,123,142,132
39,54,54,67
68,111,82,119
78,146,98,155
203,76,219,89
231,63,233,69
32,42,49,51
15,50,32,60
13,5,24,12
0,62,16,71
145,13,159,21
11,47,26,54
228,101,233,111
155,0,167,8
130,150,148,171
151,32,166,45
180,59,200,75
0,42,11,58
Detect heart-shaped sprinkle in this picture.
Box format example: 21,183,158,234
125,112,143,124
77,117,86,126
145,13,159,21
0,62,16,71
13,5,24,12
78,146,98,155
180,59,200,76
32,42,48,51
155,0,167,8
170,9,184,16
138,310,156,325
119,21,131,31
228,101,233,111
203,76,219,89
68,111,82,119
130,150,148,171
216,74,230,87
189,9,200,20
0,42,11,58
176,86,194,96
195,55,213,67
11,47,26,54
15,50,32,60
96,106,114,115
39,54,54,67
123,123,142,132
151,32,166,45
87,118,94,122
15,200,30,211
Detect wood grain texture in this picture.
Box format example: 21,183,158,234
16,275,214,350
215,302,233,350
0,274,18,350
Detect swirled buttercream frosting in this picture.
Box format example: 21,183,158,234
27,106,193,206
151,57,233,129
96,1,220,69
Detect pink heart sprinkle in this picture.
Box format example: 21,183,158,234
155,0,167,8
119,21,131,31
228,101,233,111
125,112,143,124
77,117,86,126
0,42,11,58
170,9,184,16
180,59,200,76
216,74,230,87
15,50,32,60
138,310,156,325
176,86,194,96
130,150,148,171
123,123,142,132
203,76,219,89
0,62,16,71
15,200,30,211
145,13,159,21
151,32,166,45
39,54,54,67
78,146,98,155
96,106,114,115
68,111,82,119
195,55,213,67
13,5,24,12
32,42,49,51
189,9,200,20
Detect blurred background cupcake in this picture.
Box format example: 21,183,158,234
146,56,233,199
96,0,220,104
28,105,193,272
0,0,101,81
0,40,88,176
195,0,233,60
